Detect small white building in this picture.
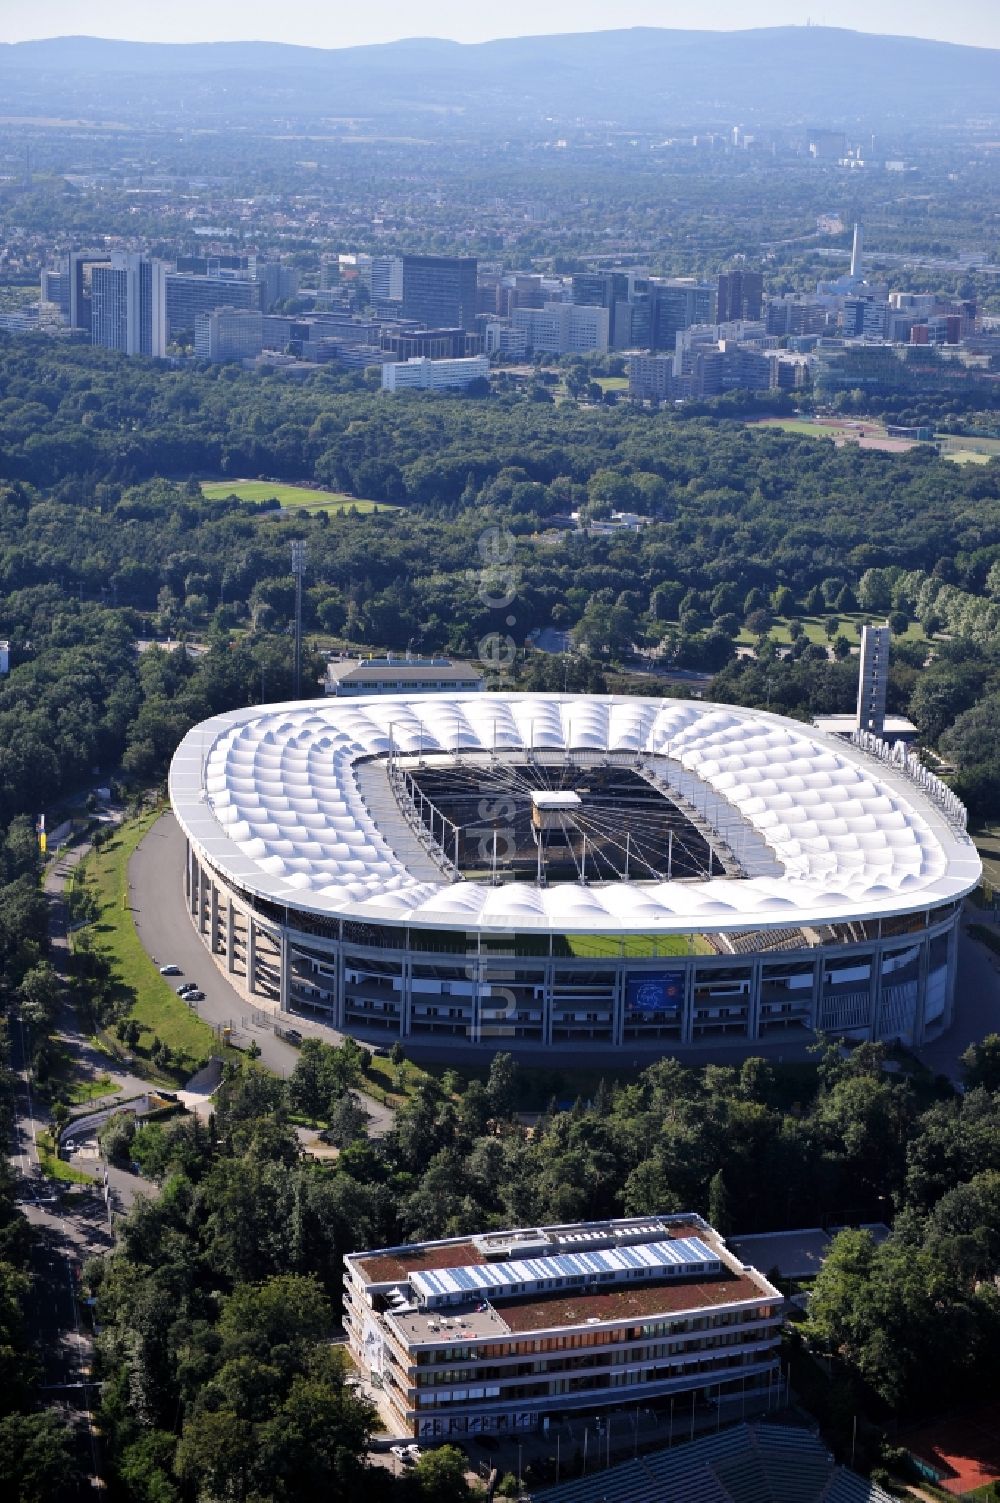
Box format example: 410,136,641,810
381,355,490,392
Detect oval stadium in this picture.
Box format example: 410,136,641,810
168,693,981,1056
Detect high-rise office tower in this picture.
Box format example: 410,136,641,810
649,280,716,352
371,256,403,303
90,252,166,356
401,255,478,331
572,270,647,346
164,273,263,343
717,269,764,323
65,251,109,334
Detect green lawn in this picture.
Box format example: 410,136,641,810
199,479,395,514
735,613,928,650
74,813,219,1081
595,375,629,392
752,417,849,439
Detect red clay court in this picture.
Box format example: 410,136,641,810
902,1403,1000,1495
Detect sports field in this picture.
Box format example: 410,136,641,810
901,1403,1000,1495
200,479,393,513
751,416,1000,466
936,434,1000,465
750,415,917,453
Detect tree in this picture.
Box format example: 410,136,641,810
0,1411,81,1502
100,1110,137,1166
707,1169,731,1234
324,1091,368,1148
961,1034,1000,1094
770,585,795,616
16,963,60,1035
486,1053,518,1120
413,1444,474,1501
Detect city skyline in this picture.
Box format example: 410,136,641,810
2,2,999,51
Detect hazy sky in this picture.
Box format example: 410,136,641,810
1,0,999,50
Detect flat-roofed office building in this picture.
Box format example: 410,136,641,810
344,1214,783,1440
401,255,478,332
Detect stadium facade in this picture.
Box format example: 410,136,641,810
168,693,980,1054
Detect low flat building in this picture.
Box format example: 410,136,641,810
324,656,485,697
813,713,918,744
381,355,490,392
344,1214,783,1440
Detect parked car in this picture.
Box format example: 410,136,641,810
159,964,182,976
185,990,205,1002
284,1029,302,1045
176,982,197,995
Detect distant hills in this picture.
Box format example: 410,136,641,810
2,27,1000,130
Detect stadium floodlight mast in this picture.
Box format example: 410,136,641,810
290,540,308,698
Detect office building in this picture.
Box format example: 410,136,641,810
510,302,609,355
91,252,166,357
325,655,484,697
63,251,111,335
401,255,478,331
842,297,889,340
194,307,264,362
381,355,490,391
344,1214,783,1440
40,266,71,319
572,269,646,344
381,327,482,360
628,353,675,402
484,322,530,358
164,272,263,343
612,294,652,350
649,280,716,352
717,270,764,323
766,297,828,337
371,256,404,303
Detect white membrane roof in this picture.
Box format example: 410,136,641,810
168,693,981,934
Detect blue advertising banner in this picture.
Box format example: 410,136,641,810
626,971,685,1014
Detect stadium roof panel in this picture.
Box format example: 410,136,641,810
169,693,980,934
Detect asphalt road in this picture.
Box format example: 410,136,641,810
9,836,116,1491
127,812,395,1136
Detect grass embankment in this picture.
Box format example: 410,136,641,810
36,1128,92,1184
73,813,218,1082
199,479,395,514
972,828,1000,893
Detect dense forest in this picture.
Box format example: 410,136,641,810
3,332,1000,1495
2,337,1000,822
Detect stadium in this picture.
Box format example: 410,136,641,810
168,692,980,1054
